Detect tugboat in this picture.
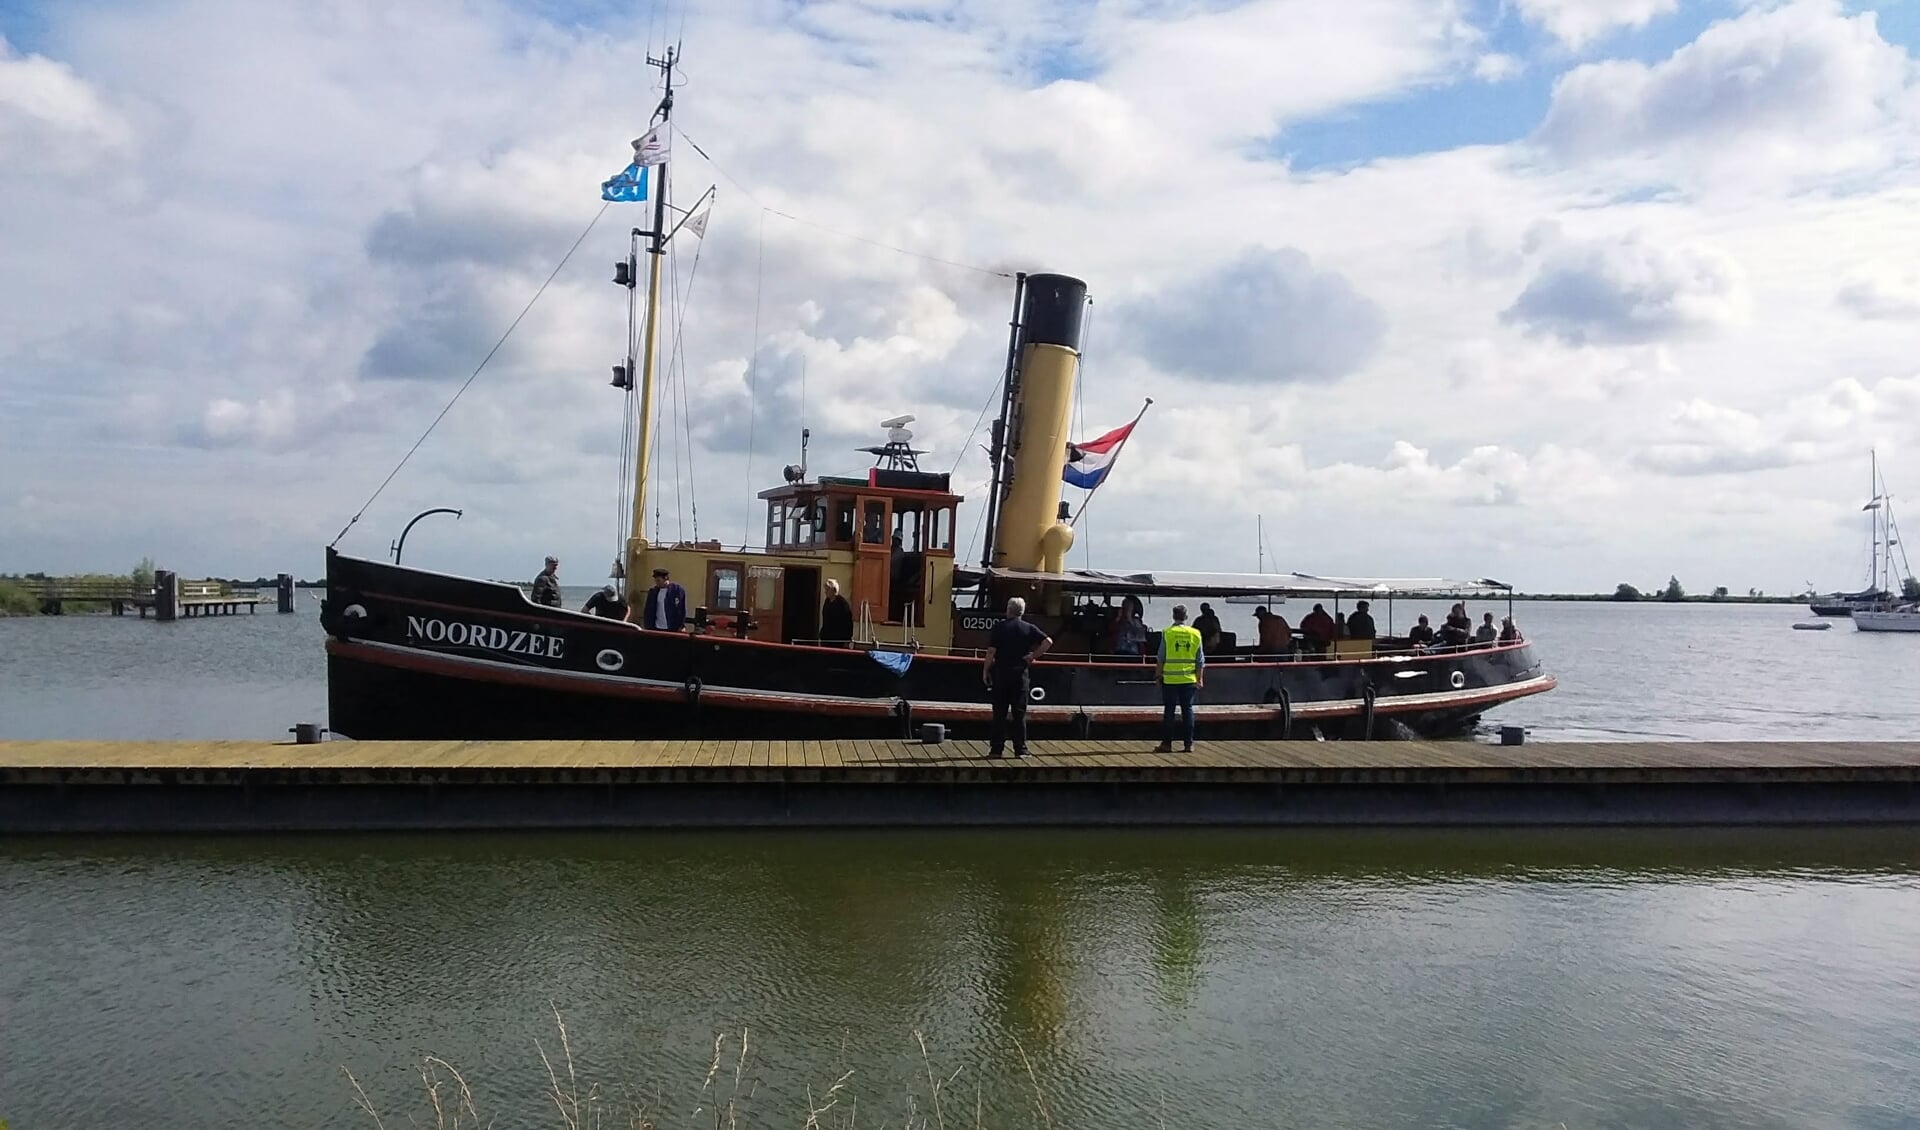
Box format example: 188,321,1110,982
320,54,1555,741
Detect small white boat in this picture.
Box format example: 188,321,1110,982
1792,621,1832,631
1854,608,1920,632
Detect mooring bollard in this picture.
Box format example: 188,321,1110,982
276,573,295,614
919,722,946,744
153,570,178,622
289,723,327,744
1500,725,1525,746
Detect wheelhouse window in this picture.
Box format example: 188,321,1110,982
708,563,743,612
832,498,855,545
861,500,887,545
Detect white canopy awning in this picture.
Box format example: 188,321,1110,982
951,567,1511,598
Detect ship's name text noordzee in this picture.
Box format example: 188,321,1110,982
407,616,566,659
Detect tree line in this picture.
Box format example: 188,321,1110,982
1611,576,1920,602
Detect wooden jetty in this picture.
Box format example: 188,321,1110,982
2,739,1919,832
12,572,295,618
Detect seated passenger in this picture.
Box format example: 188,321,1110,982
1254,606,1292,654
1299,603,1337,654
1193,602,1223,651
1439,602,1472,647
1407,614,1436,649
1113,603,1148,657
1474,612,1498,644
1498,616,1522,643
1347,600,1377,640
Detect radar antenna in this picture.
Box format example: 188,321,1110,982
858,414,928,471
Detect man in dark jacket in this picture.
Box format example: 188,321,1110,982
531,556,561,607
1299,603,1337,654
982,595,1052,759
582,584,627,619
640,567,687,631
1347,599,1377,640
820,578,854,645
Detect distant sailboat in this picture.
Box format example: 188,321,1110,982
1850,453,1920,632
1811,450,1899,615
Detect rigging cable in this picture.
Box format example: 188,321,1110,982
665,238,685,542
329,203,608,548
1077,296,1094,569
741,207,765,546
663,220,710,542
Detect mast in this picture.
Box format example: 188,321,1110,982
980,272,1027,571
628,47,676,567
1871,448,1880,592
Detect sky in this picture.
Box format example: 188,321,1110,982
5,0,1920,595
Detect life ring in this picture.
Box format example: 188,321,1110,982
1450,670,1466,690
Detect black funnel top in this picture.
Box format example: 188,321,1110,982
1021,273,1087,351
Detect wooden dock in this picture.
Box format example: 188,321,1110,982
3,739,1918,832
13,576,272,617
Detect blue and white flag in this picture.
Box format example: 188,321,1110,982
601,163,648,202
600,125,672,202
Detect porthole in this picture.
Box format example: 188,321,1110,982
1029,686,1047,702
595,649,625,672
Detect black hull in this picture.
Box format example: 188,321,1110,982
322,551,1554,742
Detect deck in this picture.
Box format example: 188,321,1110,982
3,739,1918,831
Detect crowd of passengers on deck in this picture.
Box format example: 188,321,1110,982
1099,595,1521,661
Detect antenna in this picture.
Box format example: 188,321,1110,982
859,415,928,471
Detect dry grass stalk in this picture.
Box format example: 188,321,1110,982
342,1066,386,1130
1010,1035,1054,1130
804,1069,855,1130
537,1002,583,1130
417,1054,483,1130
914,1029,962,1130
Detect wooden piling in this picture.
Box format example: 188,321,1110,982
152,571,178,622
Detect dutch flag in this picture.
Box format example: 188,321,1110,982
1062,420,1137,490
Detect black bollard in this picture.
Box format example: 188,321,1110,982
276,573,295,614
154,570,178,622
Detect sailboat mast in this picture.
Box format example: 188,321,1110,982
628,48,675,562
1872,448,1880,592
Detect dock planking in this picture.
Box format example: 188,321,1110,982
3,739,1920,776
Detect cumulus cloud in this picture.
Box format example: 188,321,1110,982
0,37,131,161
1514,0,1677,51
6,0,1920,591
1836,273,1920,321
1635,375,1920,476
1473,53,1523,82
1503,232,1746,345
1123,248,1386,384
1534,0,1910,174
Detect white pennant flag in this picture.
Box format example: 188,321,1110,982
631,124,671,167
685,206,710,239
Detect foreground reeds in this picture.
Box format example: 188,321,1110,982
344,1005,1071,1130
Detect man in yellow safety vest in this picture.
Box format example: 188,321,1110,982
1155,603,1206,753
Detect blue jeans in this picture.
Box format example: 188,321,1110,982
1162,682,1198,747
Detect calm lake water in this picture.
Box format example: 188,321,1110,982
5,598,1920,1128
